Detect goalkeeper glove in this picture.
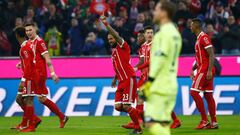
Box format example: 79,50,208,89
139,77,154,101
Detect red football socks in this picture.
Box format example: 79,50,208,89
25,106,34,128
171,111,178,121
190,91,208,121
204,93,217,123
20,105,28,126
42,99,64,119
136,104,144,116
20,105,40,124
126,107,140,126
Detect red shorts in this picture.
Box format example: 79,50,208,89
22,79,36,97
115,77,137,104
191,72,214,92
35,75,48,96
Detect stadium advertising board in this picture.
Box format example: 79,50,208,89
0,56,239,116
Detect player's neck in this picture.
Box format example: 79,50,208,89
18,38,26,45
160,18,171,26
146,40,152,44
31,35,38,40
195,30,202,37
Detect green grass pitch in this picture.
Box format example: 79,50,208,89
0,115,239,135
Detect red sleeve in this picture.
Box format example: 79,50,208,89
137,61,149,70
138,46,145,58
22,49,33,79
201,35,213,49
37,40,48,55
118,39,128,48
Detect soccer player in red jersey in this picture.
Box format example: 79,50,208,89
24,23,68,128
14,27,40,132
122,26,153,129
100,15,142,134
190,18,218,129
135,26,153,90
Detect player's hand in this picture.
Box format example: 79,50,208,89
206,70,213,80
100,14,107,24
16,62,22,69
16,94,22,103
18,81,24,92
111,79,117,88
51,74,60,83
139,81,152,101
190,70,195,80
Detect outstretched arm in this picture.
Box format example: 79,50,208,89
99,15,123,45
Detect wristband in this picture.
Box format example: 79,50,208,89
21,77,26,82
50,72,55,76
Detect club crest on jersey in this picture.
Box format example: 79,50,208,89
41,43,47,50
24,51,28,58
203,37,209,44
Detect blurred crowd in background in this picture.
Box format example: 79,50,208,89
0,0,240,56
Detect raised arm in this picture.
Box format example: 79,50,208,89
99,15,123,45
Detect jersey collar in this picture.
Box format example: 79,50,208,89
197,31,204,39
21,40,27,47
31,35,39,42
145,41,152,46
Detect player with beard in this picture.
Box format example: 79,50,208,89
100,15,142,134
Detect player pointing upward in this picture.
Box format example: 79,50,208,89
100,14,142,134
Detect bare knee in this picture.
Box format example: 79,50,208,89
24,96,34,106
16,96,24,106
122,104,131,112
38,96,47,103
114,104,123,112
137,98,144,105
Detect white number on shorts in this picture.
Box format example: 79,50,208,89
123,94,129,101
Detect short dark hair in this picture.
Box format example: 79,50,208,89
144,25,153,32
24,22,35,27
14,27,26,38
192,18,202,28
159,1,176,20
138,30,145,34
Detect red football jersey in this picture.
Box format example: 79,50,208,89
112,40,136,82
195,32,215,72
19,41,35,80
138,41,151,80
30,36,48,77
